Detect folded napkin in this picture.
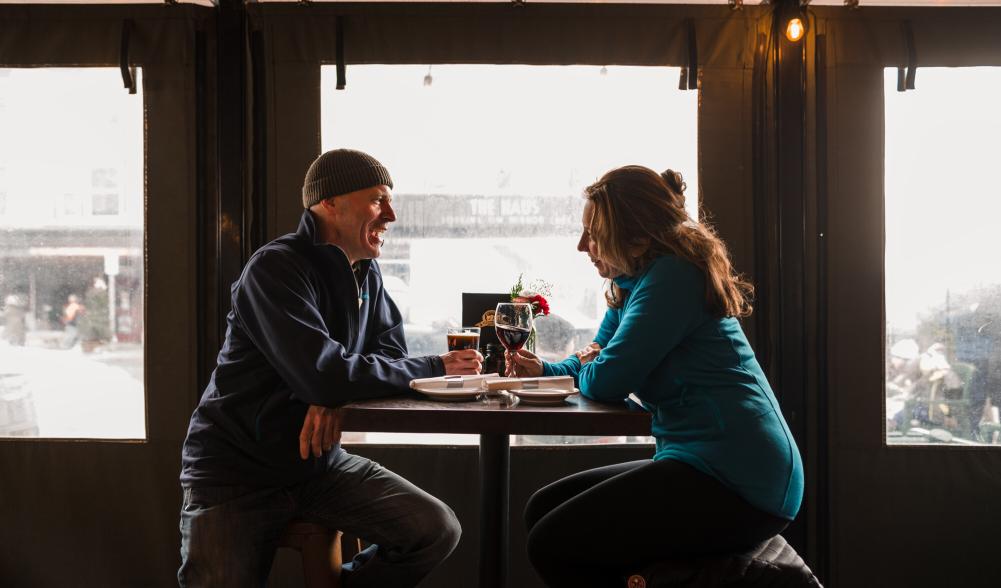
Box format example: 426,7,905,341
483,375,575,392
410,373,502,391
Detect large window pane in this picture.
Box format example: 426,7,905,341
0,68,145,439
884,67,1001,446
323,64,697,445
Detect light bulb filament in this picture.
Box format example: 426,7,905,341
786,17,805,42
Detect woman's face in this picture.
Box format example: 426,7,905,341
577,201,618,279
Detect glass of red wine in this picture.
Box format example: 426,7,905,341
494,303,534,376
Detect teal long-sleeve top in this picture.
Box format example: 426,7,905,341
543,255,804,520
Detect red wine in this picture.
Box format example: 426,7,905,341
496,325,531,351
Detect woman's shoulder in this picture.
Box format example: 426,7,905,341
642,254,704,284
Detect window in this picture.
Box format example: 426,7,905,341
0,166,6,216
0,68,145,439
91,168,121,216
323,64,698,445
884,67,1001,446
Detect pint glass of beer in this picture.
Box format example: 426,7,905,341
446,327,481,351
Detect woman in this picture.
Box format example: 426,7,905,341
507,165,803,587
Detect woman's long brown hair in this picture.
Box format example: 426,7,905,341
585,165,753,318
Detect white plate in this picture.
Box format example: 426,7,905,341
510,388,579,406
413,386,481,402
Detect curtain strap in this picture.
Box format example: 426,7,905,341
120,19,136,94
679,18,698,91
335,16,346,90
897,20,917,92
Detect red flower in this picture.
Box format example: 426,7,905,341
514,294,549,317
531,294,550,316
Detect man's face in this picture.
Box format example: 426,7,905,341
326,185,396,264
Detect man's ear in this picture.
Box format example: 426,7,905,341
315,197,339,219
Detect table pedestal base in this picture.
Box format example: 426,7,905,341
479,433,509,588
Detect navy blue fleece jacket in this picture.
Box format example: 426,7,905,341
180,210,444,487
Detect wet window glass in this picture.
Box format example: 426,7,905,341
322,64,697,445
0,68,145,439
884,67,1001,446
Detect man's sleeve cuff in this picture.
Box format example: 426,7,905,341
428,354,446,377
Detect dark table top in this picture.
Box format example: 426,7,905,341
341,392,652,436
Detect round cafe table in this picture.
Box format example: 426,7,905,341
340,392,651,588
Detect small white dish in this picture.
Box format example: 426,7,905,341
510,388,579,406
413,387,481,402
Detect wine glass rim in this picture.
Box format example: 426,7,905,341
494,302,534,333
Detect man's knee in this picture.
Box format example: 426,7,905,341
420,496,462,555
439,502,462,553
394,492,461,561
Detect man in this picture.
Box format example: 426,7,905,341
179,149,481,587
61,294,83,349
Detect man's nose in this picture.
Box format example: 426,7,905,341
382,202,397,223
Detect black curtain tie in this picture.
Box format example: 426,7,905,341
120,19,136,94
335,16,346,90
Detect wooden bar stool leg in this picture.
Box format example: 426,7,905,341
299,530,341,588
278,522,345,588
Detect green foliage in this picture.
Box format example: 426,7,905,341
79,287,111,343
510,273,553,299
510,273,525,300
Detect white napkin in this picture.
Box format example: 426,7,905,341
482,375,575,392
410,373,501,391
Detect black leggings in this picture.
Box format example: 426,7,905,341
524,459,790,588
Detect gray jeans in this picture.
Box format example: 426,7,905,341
178,450,461,588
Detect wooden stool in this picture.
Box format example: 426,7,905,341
277,522,344,588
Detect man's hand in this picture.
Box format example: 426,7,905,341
299,405,343,460
440,349,483,375
506,348,544,378
575,343,602,366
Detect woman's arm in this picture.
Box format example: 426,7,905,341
578,258,705,402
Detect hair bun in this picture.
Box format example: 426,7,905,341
660,169,686,194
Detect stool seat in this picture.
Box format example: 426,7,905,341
277,521,344,588
626,534,823,587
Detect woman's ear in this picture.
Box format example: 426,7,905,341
628,238,651,259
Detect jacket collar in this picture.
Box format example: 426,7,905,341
296,209,372,282
612,273,639,291
612,256,665,291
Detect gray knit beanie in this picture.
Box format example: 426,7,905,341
302,149,394,208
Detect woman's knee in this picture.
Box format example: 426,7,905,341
525,511,566,565
524,484,561,533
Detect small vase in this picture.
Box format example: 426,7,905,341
526,327,537,354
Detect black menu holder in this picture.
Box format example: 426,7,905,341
461,292,511,351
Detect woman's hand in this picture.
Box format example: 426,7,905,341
575,343,602,366
506,348,544,378
440,349,483,375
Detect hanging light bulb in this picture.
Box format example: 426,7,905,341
423,65,433,87
599,65,608,76
785,16,806,42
